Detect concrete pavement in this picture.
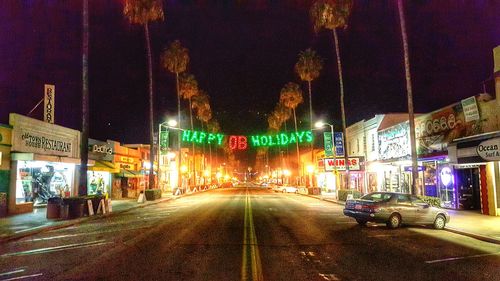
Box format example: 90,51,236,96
301,192,500,245
0,193,177,243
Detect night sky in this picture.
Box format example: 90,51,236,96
1,0,499,146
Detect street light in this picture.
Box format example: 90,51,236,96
158,119,183,193
315,120,337,191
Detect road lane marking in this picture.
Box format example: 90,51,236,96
425,252,500,264
14,225,50,234
0,269,25,277
241,189,264,281
0,273,43,281
1,240,110,258
319,273,340,281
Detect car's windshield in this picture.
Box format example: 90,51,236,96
361,192,392,202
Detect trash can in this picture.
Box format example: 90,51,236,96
60,203,69,219
63,198,85,219
46,197,62,219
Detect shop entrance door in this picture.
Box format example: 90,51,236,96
455,168,481,210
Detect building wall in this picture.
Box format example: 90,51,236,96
346,120,365,157
364,115,384,162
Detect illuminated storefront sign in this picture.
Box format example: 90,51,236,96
323,157,362,171
477,137,500,161
181,129,314,149
378,122,410,161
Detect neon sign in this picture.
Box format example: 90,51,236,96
181,129,313,150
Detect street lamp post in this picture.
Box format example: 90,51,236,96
315,121,337,193
158,119,182,193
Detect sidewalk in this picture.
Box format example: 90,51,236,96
301,193,500,245
0,193,176,243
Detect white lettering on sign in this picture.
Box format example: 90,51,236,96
477,138,500,161
92,144,112,155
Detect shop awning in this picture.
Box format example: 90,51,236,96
119,169,143,178
89,161,119,173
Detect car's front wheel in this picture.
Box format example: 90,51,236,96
387,213,401,229
433,214,446,230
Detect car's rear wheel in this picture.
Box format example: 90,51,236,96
356,219,367,226
433,214,446,230
387,213,401,229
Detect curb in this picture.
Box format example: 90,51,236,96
0,195,178,244
444,227,500,245
298,193,345,206
299,192,500,245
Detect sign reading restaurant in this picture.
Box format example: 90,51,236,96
9,113,80,158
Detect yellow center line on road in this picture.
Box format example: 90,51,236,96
241,188,264,281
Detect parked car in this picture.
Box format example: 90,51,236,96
343,192,450,229
279,185,298,193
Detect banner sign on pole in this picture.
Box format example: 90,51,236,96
334,132,344,157
160,130,169,154
44,84,55,124
324,132,334,157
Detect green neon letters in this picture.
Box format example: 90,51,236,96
181,129,313,148
248,131,313,147
182,130,224,145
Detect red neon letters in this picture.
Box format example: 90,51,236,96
229,135,248,150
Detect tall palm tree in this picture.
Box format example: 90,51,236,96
179,73,198,185
161,40,189,188
124,0,164,190
192,90,210,185
197,102,212,182
280,82,304,180
79,0,89,196
310,0,353,190
397,0,418,195
207,119,221,175
295,49,322,186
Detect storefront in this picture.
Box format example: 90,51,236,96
8,114,81,214
320,157,365,193
87,139,116,196
111,141,142,198
448,132,500,216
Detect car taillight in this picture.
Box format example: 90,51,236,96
364,205,380,213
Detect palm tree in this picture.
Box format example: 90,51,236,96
161,40,189,188
280,82,304,180
192,90,210,185
397,0,418,195
295,49,322,186
197,102,212,182
310,0,353,190
79,0,89,196
179,73,198,185
123,0,164,190
207,119,221,175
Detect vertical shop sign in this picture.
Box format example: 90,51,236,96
461,96,480,122
44,84,55,124
323,132,333,157
159,130,169,154
334,132,344,157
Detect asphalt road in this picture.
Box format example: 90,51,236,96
0,186,499,281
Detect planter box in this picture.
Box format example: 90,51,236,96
145,189,162,201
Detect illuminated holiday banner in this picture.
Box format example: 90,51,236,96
181,129,313,150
